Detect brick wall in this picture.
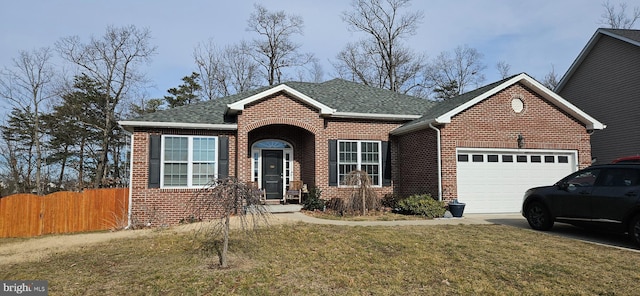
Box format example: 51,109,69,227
239,93,402,200
129,93,407,225
397,83,592,202
129,128,236,226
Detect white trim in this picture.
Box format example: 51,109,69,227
118,121,237,131
456,147,579,171
251,139,294,198
330,112,422,121
227,84,336,115
390,120,433,135
435,74,604,130
337,140,383,187
429,123,442,201
126,132,134,229
160,135,219,189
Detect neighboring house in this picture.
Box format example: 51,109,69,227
119,73,603,225
556,28,640,164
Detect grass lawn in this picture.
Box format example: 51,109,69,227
2,222,639,295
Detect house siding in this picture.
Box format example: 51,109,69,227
129,129,236,226
396,128,439,198
439,83,592,201
558,34,640,163
238,92,402,201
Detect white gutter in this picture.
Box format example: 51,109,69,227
125,132,134,229
118,121,238,131
429,122,443,201
330,112,422,121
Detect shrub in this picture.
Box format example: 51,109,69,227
302,186,325,211
397,194,446,218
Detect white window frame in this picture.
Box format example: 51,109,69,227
337,140,382,187
160,135,218,188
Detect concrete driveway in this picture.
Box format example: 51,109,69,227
480,213,640,251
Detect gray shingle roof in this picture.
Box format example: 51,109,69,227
601,28,640,43
124,78,435,125
395,74,519,130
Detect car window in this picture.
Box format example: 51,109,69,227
565,169,600,187
600,168,640,187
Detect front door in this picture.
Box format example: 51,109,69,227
262,150,283,199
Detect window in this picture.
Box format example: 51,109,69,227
472,155,484,162
502,155,513,162
545,156,555,163
338,140,381,186
488,155,499,162
162,136,217,187
458,154,469,162
566,169,600,188
531,155,542,163
517,155,528,163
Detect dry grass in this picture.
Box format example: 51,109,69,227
2,223,640,295
303,209,427,221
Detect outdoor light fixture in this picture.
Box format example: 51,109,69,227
517,134,525,149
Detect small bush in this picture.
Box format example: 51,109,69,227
397,194,446,218
381,193,401,208
302,186,325,211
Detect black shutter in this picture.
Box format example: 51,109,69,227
382,141,391,186
218,136,229,179
329,140,337,186
148,135,161,188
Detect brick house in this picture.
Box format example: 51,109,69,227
556,28,640,164
119,73,603,225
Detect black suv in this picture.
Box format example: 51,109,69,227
521,163,640,246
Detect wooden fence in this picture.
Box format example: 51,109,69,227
0,188,129,238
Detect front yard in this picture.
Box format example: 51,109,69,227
2,222,639,295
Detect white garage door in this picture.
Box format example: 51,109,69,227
456,149,577,213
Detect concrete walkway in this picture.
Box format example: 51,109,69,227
270,211,523,226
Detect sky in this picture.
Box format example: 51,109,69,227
0,0,632,113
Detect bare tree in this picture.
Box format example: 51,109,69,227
600,1,640,29
541,64,560,91
0,47,56,194
189,178,270,268
496,60,512,79
56,25,156,188
336,0,426,94
424,45,487,99
247,4,314,85
194,39,261,99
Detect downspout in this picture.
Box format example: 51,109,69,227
125,132,134,229
428,122,443,201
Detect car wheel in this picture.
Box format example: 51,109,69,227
526,202,554,231
629,215,640,247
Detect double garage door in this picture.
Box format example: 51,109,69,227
456,149,577,213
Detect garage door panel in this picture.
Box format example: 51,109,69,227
457,150,575,214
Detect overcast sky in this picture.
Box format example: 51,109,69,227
0,0,632,111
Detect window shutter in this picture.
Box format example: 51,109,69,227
329,140,337,186
148,135,161,188
218,136,229,179
382,141,391,186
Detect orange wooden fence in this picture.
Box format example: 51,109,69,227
0,188,129,238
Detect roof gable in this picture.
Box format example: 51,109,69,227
556,28,640,91
392,73,605,135
227,84,336,115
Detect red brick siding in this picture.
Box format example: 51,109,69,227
239,92,402,200
440,83,591,202
129,129,236,226
396,128,439,198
